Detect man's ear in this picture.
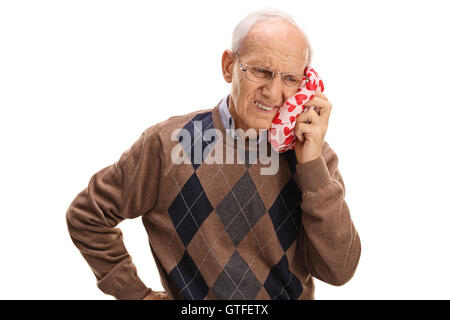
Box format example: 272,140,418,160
221,49,236,83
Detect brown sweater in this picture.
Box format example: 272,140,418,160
66,99,361,300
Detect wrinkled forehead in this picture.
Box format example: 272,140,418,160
239,44,308,74
238,22,309,73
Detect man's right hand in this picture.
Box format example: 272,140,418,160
142,290,170,300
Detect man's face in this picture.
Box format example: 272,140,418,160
225,20,309,132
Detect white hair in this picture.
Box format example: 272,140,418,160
231,8,312,65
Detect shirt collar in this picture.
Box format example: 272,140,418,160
218,94,268,144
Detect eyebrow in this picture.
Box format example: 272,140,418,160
248,62,302,75
245,57,303,74
246,57,272,67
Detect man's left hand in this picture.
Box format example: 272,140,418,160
294,91,332,163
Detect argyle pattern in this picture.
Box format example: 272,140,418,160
167,111,304,300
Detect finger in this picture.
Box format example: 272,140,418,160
297,107,320,124
304,96,329,110
295,122,315,142
297,130,305,144
304,97,332,121
315,91,327,99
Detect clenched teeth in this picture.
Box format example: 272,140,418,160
255,100,277,111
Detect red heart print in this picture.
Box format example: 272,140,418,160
269,137,279,149
272,112,282,124
286,101,296,112
289,116,296,122
284,126,293,136
284,135,294,145
319,79,324,92
307,79,317,91
295,94,308,105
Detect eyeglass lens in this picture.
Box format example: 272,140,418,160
246,66,306,88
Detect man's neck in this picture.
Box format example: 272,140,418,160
228,96,263,139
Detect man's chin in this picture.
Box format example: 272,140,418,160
257,117,273,130
246,120,271,131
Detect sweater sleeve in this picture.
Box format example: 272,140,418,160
65,125,163,299
294,141,361,286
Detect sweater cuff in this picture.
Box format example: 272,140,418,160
97,258,151,300
295,155,332,192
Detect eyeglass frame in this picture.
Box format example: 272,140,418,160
234,51,310,89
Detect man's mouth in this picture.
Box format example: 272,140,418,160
254,100,279,112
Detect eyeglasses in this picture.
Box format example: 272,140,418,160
235,51,310,89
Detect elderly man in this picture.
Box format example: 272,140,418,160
66,8,361,300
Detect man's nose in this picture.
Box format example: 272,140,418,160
262,73,284,98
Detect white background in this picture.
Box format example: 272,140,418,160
1,0,449,299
